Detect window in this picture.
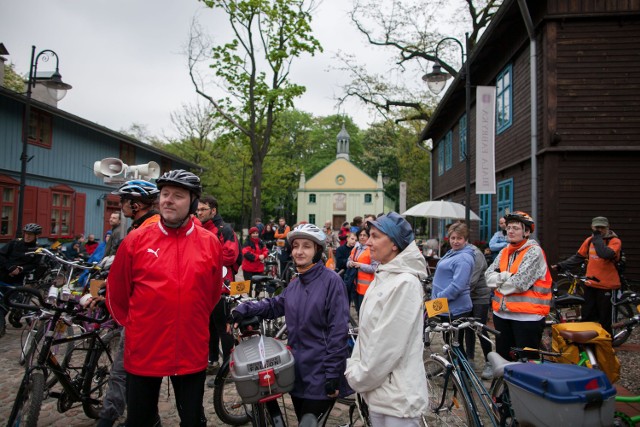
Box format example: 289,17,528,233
51,189,73,237
0,183,17,237
120,143,136,166
479,194,492,242
437,144,444,176
309,194,316,204
459,115,467,162
444,131,452,171
497,178,513,220
496,64,513,133
364,194,372,204
309,214,316,225
27,108,53,148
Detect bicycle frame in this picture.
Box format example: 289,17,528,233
426,319,500,427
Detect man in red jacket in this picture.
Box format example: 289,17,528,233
106,170,222,427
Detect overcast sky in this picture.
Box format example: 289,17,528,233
1,0,420,140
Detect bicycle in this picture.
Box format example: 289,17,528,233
16,247,103,366
4,286,118,427
612,292,640,347
423,317,501,426
554,266,636,346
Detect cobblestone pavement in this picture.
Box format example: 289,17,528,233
0,324,355,426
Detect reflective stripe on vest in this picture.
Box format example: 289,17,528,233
352,247,375,295
492,244,552,315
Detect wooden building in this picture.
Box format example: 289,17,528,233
0,85,198,244
420,0,640,276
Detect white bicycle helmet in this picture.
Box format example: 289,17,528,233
287,223,327,250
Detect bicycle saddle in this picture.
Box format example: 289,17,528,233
251,275,273,283
487,351,520,378
558,329,599,344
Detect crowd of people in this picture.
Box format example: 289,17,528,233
0,166,626,426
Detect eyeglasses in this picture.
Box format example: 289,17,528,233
505,225,523,231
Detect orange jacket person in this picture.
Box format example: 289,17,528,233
554,216,621,333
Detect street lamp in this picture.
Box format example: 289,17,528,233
16,46,72,235
423,33,471,225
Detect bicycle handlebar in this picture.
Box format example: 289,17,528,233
427,317,501,336
27,248,100,271
557,271,600,283
612,315,640,329
3,286,111,323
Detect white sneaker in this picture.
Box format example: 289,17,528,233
481,361,494,380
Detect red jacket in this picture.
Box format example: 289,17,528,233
242,238,268,273
202,217,238,281
106,219,222,376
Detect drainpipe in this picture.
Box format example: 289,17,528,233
517,0,538,239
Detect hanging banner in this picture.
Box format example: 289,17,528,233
475,86,496,194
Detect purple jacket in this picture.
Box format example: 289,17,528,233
235,262,350,400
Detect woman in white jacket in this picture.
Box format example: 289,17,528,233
345,212,428,427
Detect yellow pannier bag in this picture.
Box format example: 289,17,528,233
551,321,620,384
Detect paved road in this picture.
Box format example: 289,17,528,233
0,324,355,426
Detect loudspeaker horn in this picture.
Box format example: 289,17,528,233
94,158,126,178
127,161,160,180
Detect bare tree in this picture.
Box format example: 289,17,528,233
339,0,502,124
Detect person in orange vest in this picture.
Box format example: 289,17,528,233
552,216,621,333
348,227,379,314
485,211,552,360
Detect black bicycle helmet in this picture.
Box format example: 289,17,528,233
504,211,535,233
23,223,43,235
156,169,202,197
112,180,159,203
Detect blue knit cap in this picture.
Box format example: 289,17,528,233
367,212,415,251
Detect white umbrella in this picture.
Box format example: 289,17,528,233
402,200,481,221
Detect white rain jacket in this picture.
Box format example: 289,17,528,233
345,241,428,418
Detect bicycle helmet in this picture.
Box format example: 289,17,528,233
156,169,202,198
112,180,159,203
287,223,327,251
23,223,42,235
504,211,535,233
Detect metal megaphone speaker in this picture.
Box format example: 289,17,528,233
93,158,126,178
127,161,160,180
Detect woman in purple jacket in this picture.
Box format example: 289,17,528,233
231,223,350,424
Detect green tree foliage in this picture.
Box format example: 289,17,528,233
190,0,322,223
3,62,25,92
357,120,430,210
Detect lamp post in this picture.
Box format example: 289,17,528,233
16,46,72,235
423,33,471,225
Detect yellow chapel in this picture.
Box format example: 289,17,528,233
296,124,395,229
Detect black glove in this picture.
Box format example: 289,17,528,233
324,378,339,395
228,310,244,325
244,252,256,262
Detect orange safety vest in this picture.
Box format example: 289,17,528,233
351,246,375,296
492,244,552,315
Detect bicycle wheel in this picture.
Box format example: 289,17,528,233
424,358,473,426
457,364,496,426
489,377,516,427
612,302,636,347
555,278,582,296
81,329,120,418
7,371,45,427
213,362,251,425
